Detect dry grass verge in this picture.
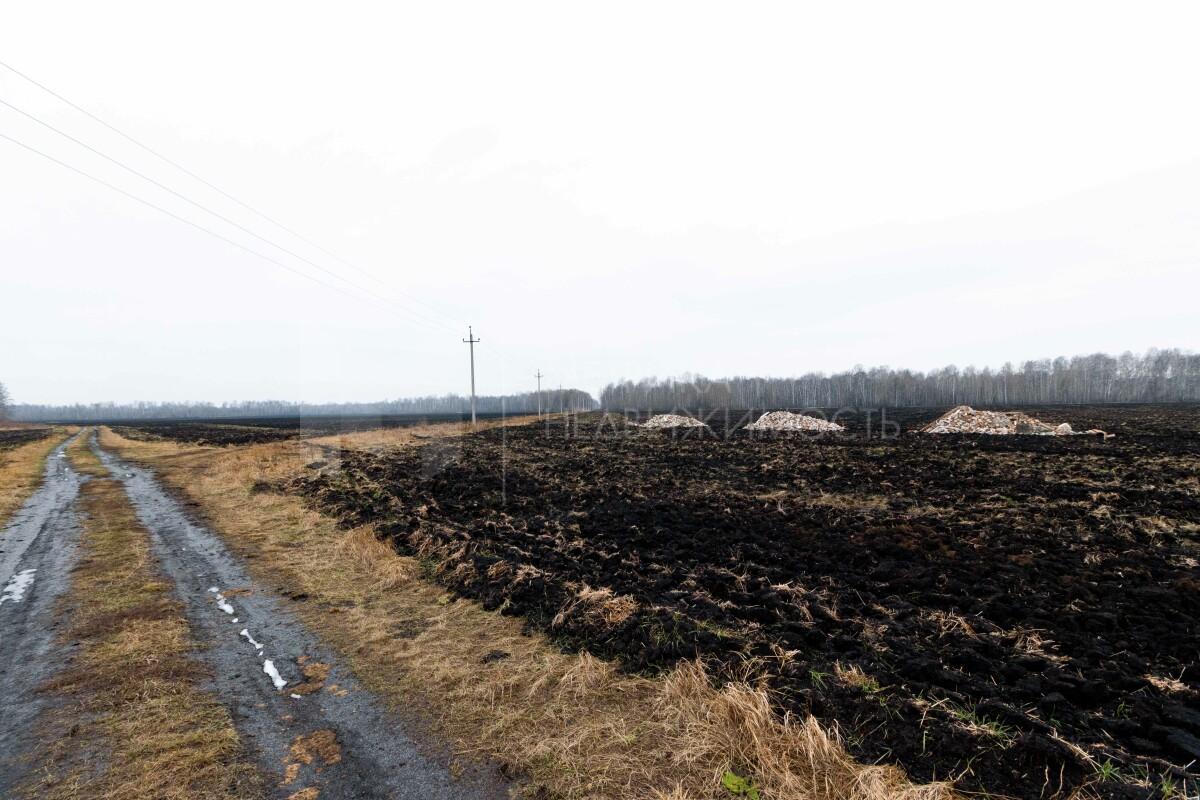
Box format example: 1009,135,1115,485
0,427,72,528
97,425,955,800
22,458,263,799
64,427,108,477
304,413,543,452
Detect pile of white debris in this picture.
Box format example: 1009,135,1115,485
636,414,709,429
745,411,845,432
921,405,1106,436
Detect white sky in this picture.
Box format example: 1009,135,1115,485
2,1,1197,405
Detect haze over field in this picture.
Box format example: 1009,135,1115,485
3,1,1199,406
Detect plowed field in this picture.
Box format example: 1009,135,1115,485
289,405,1200,799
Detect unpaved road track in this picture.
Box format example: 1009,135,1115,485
89,438,510,800
0,434,83,793
1,432,509,799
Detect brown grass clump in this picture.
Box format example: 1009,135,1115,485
0,427,71,527
97,425,957,800
22,465,263,799
554,585,640,628
64,427,109,477
654,661,951,800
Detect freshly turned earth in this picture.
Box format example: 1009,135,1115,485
289,405,1200,799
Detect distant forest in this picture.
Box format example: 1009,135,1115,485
600,349,1200,410
13,389,598,422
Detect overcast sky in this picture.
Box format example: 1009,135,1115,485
2,2,1198,405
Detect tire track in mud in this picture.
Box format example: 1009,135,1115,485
89,436,510,800
0,433,84,793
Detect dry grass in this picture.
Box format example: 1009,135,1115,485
22,459,263,799
64,427,109,477
98,425,956,800
0,427,72,528
304,414,543,452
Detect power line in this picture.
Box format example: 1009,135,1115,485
0,59,457,327
0,131,411,315
0,94,459,335
463,326,480,428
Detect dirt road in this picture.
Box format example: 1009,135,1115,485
1,432,510,799
88,437,510,799
0,434,83,793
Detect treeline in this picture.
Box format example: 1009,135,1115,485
600,349,1200,410
13,389,597,422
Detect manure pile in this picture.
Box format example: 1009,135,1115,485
636,414,708,429
922,405,1099,435
745,411,845,432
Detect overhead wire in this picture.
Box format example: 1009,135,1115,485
0,59,459,331
0,131,413,316
0,95,460,335
0,60,531,398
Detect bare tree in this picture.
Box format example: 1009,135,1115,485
601,349,1200,410
13,388,599,423
0,381,10,421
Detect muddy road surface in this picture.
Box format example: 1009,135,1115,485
90,438,510,800
0,434,83,793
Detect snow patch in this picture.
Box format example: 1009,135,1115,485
208,587,235,614
263,659,288,690
240,628,263,651
0,569,37,605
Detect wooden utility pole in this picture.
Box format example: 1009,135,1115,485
535,370,544,417
463,326,479,428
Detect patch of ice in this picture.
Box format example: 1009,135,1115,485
0,569,37,605
240,628,263,650
263,659,288,690
208,587,219,593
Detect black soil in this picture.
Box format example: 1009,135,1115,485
0,428,51,450
288,405,1200,799
113,412,511,447
113,422,307,446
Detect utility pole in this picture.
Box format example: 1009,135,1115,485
463,326,479,428
535,370,544,417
